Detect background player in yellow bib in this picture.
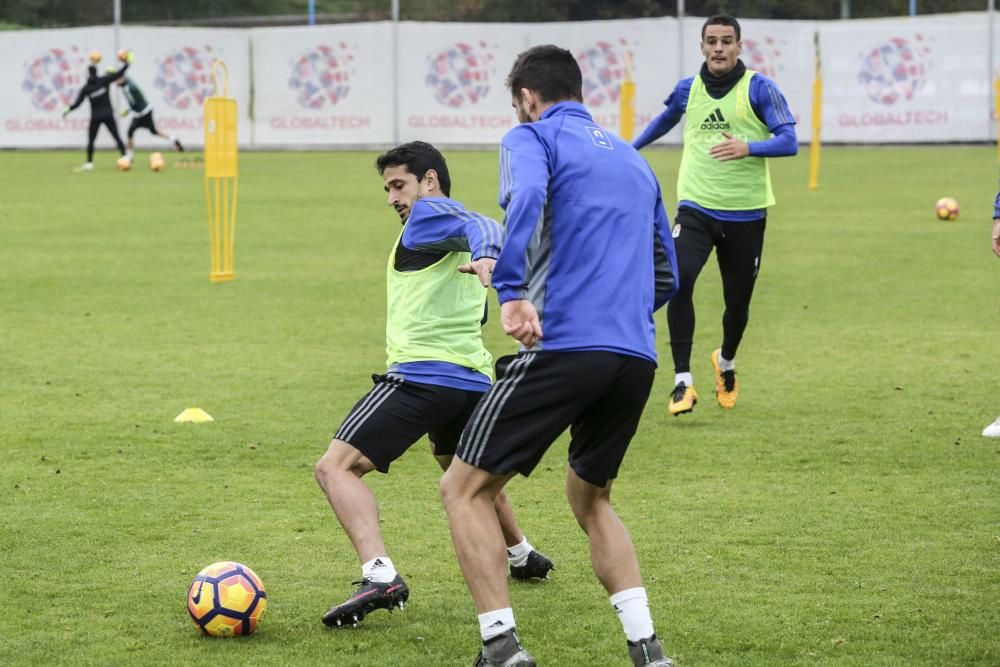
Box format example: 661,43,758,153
314,141,553,629
634,14,797,415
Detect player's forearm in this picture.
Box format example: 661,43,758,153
633,109,681,150
68,91,85,111
493,190,545,304
100,63,129,85
403,202,504,260
404,227,501,260
748,124,798,157
652,201,679,310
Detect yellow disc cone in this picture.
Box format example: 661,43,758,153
174,408,214,423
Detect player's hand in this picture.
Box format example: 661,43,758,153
992,219,1000,257
709,131,750,161
457,257,496,287
62,106,70,117
501,299,542,349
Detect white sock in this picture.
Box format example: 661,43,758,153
674,372,693,388
718,354,735,372
361,556,397,583
479,607,516,641
610,587,655,642
506,537,533,567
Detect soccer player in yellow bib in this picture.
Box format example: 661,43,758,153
315,142,553,629
634,15,798,415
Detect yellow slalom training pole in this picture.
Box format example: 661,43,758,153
619,51,636,142
995,75,1000,164
204,59,238,283
808,31,822,191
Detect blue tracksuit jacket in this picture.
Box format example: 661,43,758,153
494,101,679,363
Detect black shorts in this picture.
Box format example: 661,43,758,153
127,112,157,138
334,373,485,473
456,351,656,487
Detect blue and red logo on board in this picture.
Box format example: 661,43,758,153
154,46,216,110
22,47,89,111
742,36,783,80
858,35,931,106
575,39,632,108
289,43,354,109
426,42,494,108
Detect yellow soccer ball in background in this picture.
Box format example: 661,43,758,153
115,155,132,171
935,197,959,221
149,152,165,172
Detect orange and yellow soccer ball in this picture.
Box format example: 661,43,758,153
187,561,267,637
149,152,165,172
115,156,131,171
935,197,959,221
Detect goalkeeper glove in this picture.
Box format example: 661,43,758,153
120,109,129,118
62,107,70,117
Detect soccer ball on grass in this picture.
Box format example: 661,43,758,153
935,197,959,221
187,561,267,637
115,156,131,171
149,152,165,172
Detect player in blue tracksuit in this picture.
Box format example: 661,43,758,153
441,45,679,667
491,104,678,359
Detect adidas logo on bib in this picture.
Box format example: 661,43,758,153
700,107,730,131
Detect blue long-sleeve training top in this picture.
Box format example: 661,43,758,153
494,101,679,363
400,197,504,261
633,72,797,221
993,192,1000,219
387,196,505,392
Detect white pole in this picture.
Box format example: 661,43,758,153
990,0,996,141
113,0,121,51
392,0,399,144
677,0,685,83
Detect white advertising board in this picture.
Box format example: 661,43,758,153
252,22,394,146
395,22,527,145
0,26,250,149
820,13,990,142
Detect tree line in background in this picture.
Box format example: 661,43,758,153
0,0,989,28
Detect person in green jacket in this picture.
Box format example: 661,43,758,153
115,74,184,155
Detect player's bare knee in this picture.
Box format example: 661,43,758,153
440,463,478,509
316,439,369,482
566,485,611,530
439,468,461,509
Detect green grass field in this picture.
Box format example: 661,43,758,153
1,146,997,666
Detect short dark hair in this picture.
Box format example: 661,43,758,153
702,14,741,40
375,141,451,197
506,44,582,104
